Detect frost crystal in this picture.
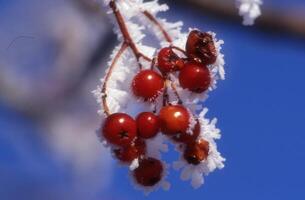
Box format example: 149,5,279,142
173,108,225,189
93,0,226,191
236,0,263,25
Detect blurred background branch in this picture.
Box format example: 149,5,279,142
176,0,305,38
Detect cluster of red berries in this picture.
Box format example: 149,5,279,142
100,30,217,188
132,30,217,102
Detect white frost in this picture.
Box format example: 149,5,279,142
173,109,225,189
236,0,263,25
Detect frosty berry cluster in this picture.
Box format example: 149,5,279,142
93,0,225,192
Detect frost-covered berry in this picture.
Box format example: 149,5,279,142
157,47,184,74
159,105,190,136
102,113,137,146
132,70,164,101
172,119,200,144
186,30,217,65
136,112,160,139
178,62,211,93
183,139,209,165
133,157,163,187
113,138,146,163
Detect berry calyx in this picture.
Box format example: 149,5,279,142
183,139,209,165
132,70,164,101
172,119,200,144
136,112,160,139
113,138,146,163
159,105,190,135
133,157,163,187
179,62,211,93
102,113,137,146
157,47,184,74
186,30,217,65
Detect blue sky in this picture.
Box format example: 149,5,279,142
1,1,305,200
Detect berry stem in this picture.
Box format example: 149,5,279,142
142,10,187,57
102,42,128,116
150,57,157,70
109,0,152,69
142,10,173,43
163,80,169,106
170,46,187,56
142,10,184,105
169,76,183,104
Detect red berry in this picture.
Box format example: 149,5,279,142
136,112,160,139
113,138,146,163
102,113,137,146
183,139,209,165
133,157,163,187
179,62,211,93
159,105,190,135
132,70,164,101
157,47,184,73
186,30,217,65
172,119,200,144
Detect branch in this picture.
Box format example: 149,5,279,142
175,0,305,38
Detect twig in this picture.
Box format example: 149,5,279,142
101,42,128,116
110,0,152,69
142,11,173,43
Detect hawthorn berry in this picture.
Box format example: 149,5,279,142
136,112,160,139
172,119,200,144
179,62,211,93
102,113,137,146
133,157,163,187
113,138,146,163
159,105,190,135
157,47,184,74
186,30,217,65
183,139,209,165
132,70,164,101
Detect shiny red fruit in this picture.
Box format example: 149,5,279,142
179,62,211,93
113,138,146,163
132,70,164,101
172,119,200,144
186,30,217,65
133,157,163,187
102,113,137,146
136,112,160,139
157,47,184,74
159,105,190,135
183,139,209,165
